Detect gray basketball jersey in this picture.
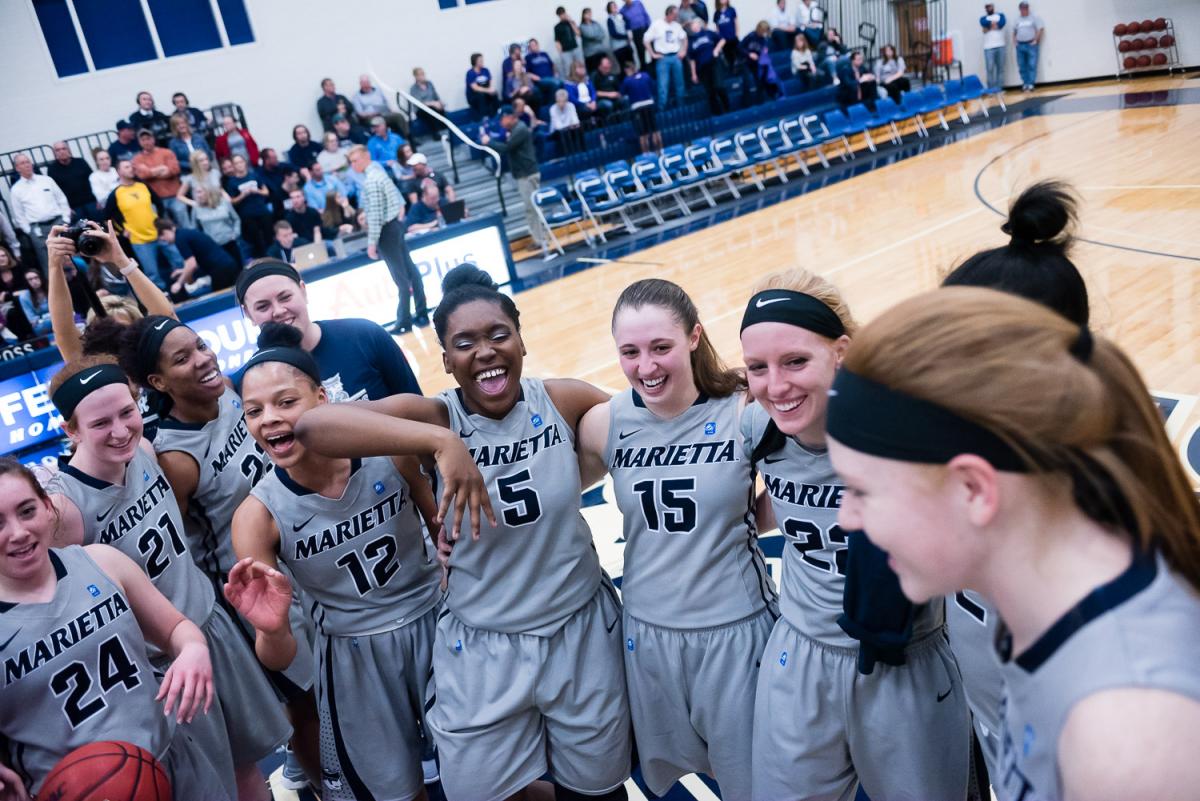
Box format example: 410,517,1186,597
742,402,942,647
947,589,1004,755
154,387,273,585
0,546,173,794
995,552,1200,801
48,448,215,656
252,455,440,637
437,378,601,635
604,390,775,628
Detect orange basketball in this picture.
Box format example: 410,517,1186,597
1153,17,1167,31
1113,23,1128,35
1136,54,1152,68
1127,20,1141,34
40,741,170,801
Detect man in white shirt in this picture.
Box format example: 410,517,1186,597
795,0,824,47
645,5,688,109
980,3,1007,89
770,0,797,51
9,153,70,272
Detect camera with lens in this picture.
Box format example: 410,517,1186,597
61,220,105,258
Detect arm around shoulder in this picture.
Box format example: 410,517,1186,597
576,399,611,488
546,377,610,432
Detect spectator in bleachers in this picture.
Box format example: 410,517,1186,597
303,161,347,211
592,55,629,116
128,91,172,145
90,149,120,208
687,18,726,114
317,78,353,132
0,212,19,266
104,159,174,288
214,114,260,165
795,0,824,47
259,148,296,217
480,108,547,257
524,39,560,106
318,131,351,181
837,49,878,111
266,220,311,264
219,157,235,178
321,191,359,238
876,44,911,102
742,21,783,100
167,114,212,174
46,141,95,221
714,0,740,66
817,27,847,83
506,61,539,112
132,129,184,224
549,88,584,154
108,121,140,163
391,142,417,183
17,269,52,335
10,153,71,273
620,0,653,68
0,245,29,310
980,4,1007,90
285,189,324,242
154,218,239,296
189,184,243,266
177,150,222,211
366,117,406,172
554,7,585,78
678,0,707,25
352,74,405,134
646,5,688,109
512,97,544,131
790,33,817,90
224,154,273,258
171,92,209,139
502,44,525,100
466,53,500,121
409,68,447,142
606,2,635,67
289,125,323,170
567,61,601,126
400,153,456,205
404,180,449,236
580,8,615,72
770,0,797,51
621,61,662,153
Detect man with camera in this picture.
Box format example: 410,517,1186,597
9,153,71,273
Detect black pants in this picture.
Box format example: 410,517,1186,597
631,27,648,66
378,217,427,327
696,60,727,115
240,213,274,259
416,108,447,139
220,239,243,267
883,75,911,102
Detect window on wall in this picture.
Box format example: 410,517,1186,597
32,0,255,78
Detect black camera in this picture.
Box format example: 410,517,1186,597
61,220,105,258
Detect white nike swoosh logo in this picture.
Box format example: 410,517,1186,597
78,370,104,385
756,297,788,308
154,320,170,330
255,349,277,357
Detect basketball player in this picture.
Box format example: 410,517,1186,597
0,458,231,801
739,270,969,801
825,287,1200,800
572,279,776,798
43,358,239,798
235,259,421,402
97,314,318,797
294,264,632,801
940,180,1089,788
225,321,451,801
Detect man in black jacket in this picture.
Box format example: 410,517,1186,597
46,141,94,220
128,91,171,145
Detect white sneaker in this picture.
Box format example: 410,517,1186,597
184,275,212,295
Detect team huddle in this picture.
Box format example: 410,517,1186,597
2,181,1199,801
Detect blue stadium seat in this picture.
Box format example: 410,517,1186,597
660,145,717,209
962,74,1007,115
898,91,930,137
632,153,692,217
820,110,859,159
759,122,811,177
684,139,742,201
735,129,790,182
916,85,951,131
781,115,832,168
573,168,635,235
532,185,594,255
869,98,906,145
845,104,883,152
602,160,665,226
712,135,766,190
942,79,971,124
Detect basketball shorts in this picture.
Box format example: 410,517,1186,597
203,605,293,761
224,575,318,699
165,726,236,801
427,583,632,801
623,605,775,799
632,104,658,136
751,617,970,801
314,603,438,801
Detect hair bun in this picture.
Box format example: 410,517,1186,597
1004,180,1077,245
256,321,306,350
441,263,494,294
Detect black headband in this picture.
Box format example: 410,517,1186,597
740,290,846,339
136,316,186,375
234,346,321,394
235,260,302,305
51,363,129,420
827,369,1029,472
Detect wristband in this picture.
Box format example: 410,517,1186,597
119,260,140,276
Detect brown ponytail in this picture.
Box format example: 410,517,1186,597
612,279,745,398
843,286,1200,590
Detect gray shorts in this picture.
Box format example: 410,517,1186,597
623,606,775,798
752,617,970,801
315,604,437,801
427,584,632,801
165,726,235,801
204,605,293,762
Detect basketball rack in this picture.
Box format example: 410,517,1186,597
1112,17,1182,78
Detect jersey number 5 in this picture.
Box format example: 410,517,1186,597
497,469,543,527
50,635,142,728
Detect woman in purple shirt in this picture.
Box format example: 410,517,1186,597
465,53,499,120
714,0,739,66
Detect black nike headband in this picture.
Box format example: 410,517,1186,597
136,315,186,376
740,290,846,339
51,363,130,420
235,259,302,305
826,368,1029,472
234,346,321,394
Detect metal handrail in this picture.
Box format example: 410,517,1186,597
370,68,508,217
